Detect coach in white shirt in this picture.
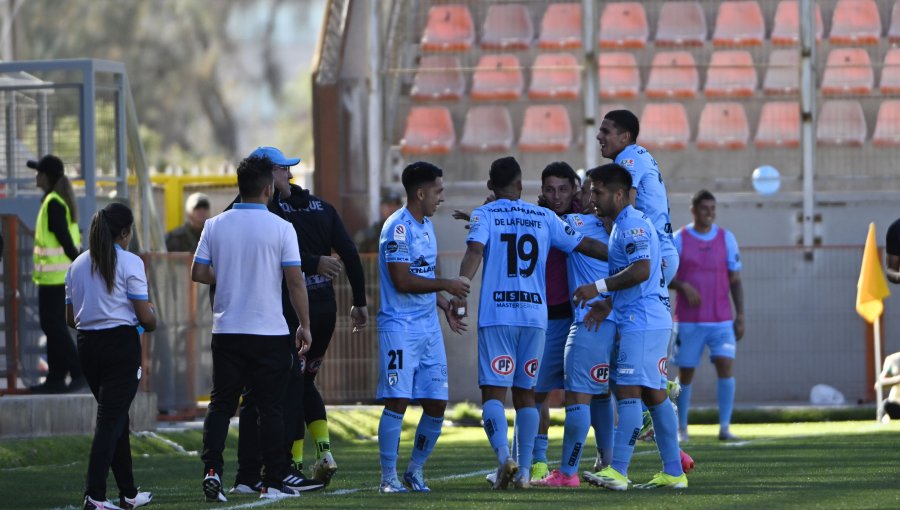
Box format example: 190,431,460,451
192,155,313,502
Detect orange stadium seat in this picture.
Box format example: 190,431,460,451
410,56,465,101
519,105,572,152
598,2,648,49
655,1,707,47
639,103,690,150
817,100,866,147
538,3,582,50
821,48,874,96
598,52,640,99
481,4,534,50
712,1,765,47
755,101,801,148
529,53,581,100
400,107,455,154
829,0,881,46
880,49,900,94
763,49,800,96
696,102,749,150
420,5,475,52
771,1,823,46
460,106,514,152
873,100,900,147
471,54,524,100
705,50,757,97
645,51,699,98
890,1,900,44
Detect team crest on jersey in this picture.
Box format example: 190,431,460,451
590,363,610,384
573,215,584,227
470,215,480,224
388,372,398,386
658,356,668,376
491,355,514,375
524,358,539,378
393,224,407,241
619,158,634,167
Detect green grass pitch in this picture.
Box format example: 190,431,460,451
3,409,900,509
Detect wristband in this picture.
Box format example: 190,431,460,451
595,278,608,294
457,307,466,316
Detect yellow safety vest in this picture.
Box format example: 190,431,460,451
33,191,81,285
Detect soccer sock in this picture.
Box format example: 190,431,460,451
533,435,549,464
648,399,684,477
560,404,590,476
514,406,539,475
290,439,304,466
718,377,736,432
308,419,331,459
590,395,615,468
677,383,692,431
378,409,404,481
482,399,510,465
611,398,642,477
407,413,444,474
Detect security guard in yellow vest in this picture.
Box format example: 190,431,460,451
29,155,85,393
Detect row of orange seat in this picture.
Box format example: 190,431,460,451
422,0,895,52
399,100,900,155
412,48,900,101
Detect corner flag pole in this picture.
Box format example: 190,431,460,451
874,321,884,422
856,222,891,422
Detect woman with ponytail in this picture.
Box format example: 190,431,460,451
65,202,156,510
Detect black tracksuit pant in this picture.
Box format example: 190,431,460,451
40,284,83,384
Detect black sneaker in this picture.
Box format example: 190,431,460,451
284,465,325,492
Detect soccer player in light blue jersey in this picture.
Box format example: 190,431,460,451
573,163,687,490
454,157,608,489
533,172,617,488
597,110,679,285
375,162,470,493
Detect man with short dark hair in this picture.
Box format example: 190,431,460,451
574,163,686,491
376,161,469,493
165,192,211,253
192,155,312,502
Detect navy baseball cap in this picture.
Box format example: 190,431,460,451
249,146,301,167
26,154,65,179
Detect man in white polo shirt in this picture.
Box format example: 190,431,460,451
192,154,313,502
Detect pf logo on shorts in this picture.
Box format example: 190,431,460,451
590,363,610,384
491,355,514,375
658,356,668,376
524,358,539,378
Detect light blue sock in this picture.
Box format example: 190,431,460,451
677,383,692,431
407,413,444,474
482,399,510,465
649,399,683,477
611,398,642,477
590,395,615,468
533,434,549,463
560,404,590,476
514,406,539,474
718,377,736,432
378,409,404,481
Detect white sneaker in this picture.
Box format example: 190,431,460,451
259,485,300,499
311,451,338,486
485,471,497,487
229,481,262,494
84,496,122,510
119,491,152,509
202,469,227,503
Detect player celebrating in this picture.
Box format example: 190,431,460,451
670,190,744,442
376,162,469,493
597,110,678,285
574,163,686,490
456,157,608,489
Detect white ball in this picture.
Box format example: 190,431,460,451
752,165,781,196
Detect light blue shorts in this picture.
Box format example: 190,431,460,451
478,325,545,389
376,330,448,400
535,318,573,393
672,322,737,368
564,320,616,395
615,328,671,389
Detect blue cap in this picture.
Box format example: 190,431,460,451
249,146,301,166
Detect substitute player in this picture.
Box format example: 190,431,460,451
574,163,686,490
597,110,678,285
670,190,744,442
455,157,608,490
376,162,469,493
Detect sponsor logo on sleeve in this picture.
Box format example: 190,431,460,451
619,158,634,167
393,224,407,241
626,227,646,237
491,355,514,375
565,225,576,236
625,242,636,255
573,215,584,227
385,240,399,253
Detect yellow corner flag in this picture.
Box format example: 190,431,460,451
856,223,891,324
